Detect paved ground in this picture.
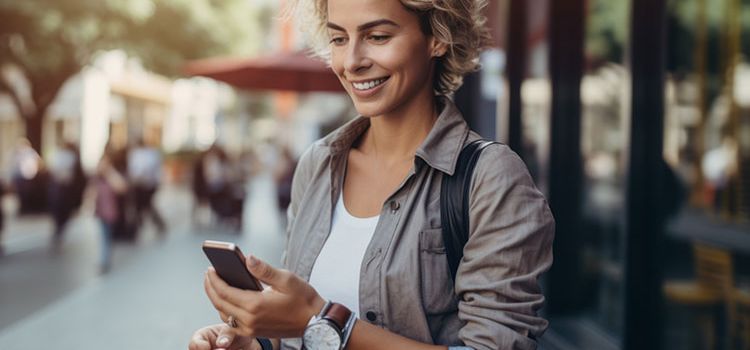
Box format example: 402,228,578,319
0,172,287,349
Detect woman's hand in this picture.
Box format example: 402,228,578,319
199,257,451,350
204,255,326,339
188,323,259,350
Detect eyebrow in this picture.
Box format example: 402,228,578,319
326,19,400,32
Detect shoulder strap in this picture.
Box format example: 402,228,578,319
440,139,498,283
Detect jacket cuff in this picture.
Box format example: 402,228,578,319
256,338,273,350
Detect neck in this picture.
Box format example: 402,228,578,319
362,93,439,164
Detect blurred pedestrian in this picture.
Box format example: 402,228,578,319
223,153,248,231
192,145,245,230
94,147,128,274
110,145,136,242
192,149,210,225
10,138,47,214
203,144,229,214
0,181,5,256
127,138,166,235
702,135,739,211
191,0,553,349
47,141,87,249
239,147,261,180
273,145,297,227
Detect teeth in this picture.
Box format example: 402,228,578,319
353,78,386,90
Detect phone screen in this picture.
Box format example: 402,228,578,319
202,240,262,291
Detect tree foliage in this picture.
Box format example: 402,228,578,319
586,0,750,67
0,0,262,151
586,0,629,64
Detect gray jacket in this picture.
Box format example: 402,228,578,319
281,98,555,350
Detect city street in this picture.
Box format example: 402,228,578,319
0,172,287,349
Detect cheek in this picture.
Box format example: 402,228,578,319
329,50,346,77
331,60,344,78
377,45,431,76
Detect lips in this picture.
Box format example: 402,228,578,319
351,77,390,91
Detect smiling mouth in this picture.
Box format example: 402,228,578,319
351,77,390,91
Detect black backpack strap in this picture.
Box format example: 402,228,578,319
441,139,498,283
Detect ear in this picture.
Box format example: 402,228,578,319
428,37,448,57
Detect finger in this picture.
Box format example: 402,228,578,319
218,311,229,325
204,272,248,322
205,269,258,313
214,326,237,350
246,255,289,290
227,337,260,350
189,328,213,350
203,272,227,314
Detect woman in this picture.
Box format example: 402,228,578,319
48,142,86,249
94,148,128,273
190,0,554,349
0,180,5,255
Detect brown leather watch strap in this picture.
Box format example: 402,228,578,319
323,302,352,330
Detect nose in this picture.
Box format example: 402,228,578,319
343,41,371,76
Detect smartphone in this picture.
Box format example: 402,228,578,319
202,240,262,291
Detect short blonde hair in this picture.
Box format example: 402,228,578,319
288,0,492,95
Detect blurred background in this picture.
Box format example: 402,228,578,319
0,0,748,349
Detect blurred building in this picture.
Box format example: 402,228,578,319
182,0,356,163
0,95,23,179
0,50,239,175
166,77,237,154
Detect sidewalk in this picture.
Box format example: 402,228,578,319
0,171,287,349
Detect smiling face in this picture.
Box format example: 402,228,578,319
327,0,443,118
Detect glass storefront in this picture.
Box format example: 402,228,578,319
665,0,749,223
661,0,750,348
489,0,750,348
578,0,631,338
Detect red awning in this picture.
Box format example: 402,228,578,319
183,51,345,93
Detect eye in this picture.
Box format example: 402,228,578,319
329,36,347,46
367,34,391,43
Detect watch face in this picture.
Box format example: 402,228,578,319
303,321,342,350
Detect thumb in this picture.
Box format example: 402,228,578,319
246,254,284,288
215,327,237,350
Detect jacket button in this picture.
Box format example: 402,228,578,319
365,311,377,322
390,201,400,212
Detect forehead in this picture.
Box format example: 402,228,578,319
327,0,416,28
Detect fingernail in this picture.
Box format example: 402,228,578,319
248,255,258,267
217,336,229,346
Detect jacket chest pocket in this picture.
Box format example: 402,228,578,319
419,229,458,315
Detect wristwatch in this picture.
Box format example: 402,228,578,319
302,301,356,350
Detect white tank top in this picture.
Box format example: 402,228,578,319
308,193,379,317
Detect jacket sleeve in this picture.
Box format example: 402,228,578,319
455,144,555,350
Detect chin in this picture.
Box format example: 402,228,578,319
355,105,392,118
350,99,384,118
352,105,379,118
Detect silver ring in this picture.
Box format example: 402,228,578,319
226,315,238,328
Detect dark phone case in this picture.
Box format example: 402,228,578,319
202,246,262,291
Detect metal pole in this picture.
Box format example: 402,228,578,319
545,0,585,314
506,0,527,155
692,0,708,207
623,0,667,348
725,0,743,220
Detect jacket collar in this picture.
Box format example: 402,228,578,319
321,96,469,176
